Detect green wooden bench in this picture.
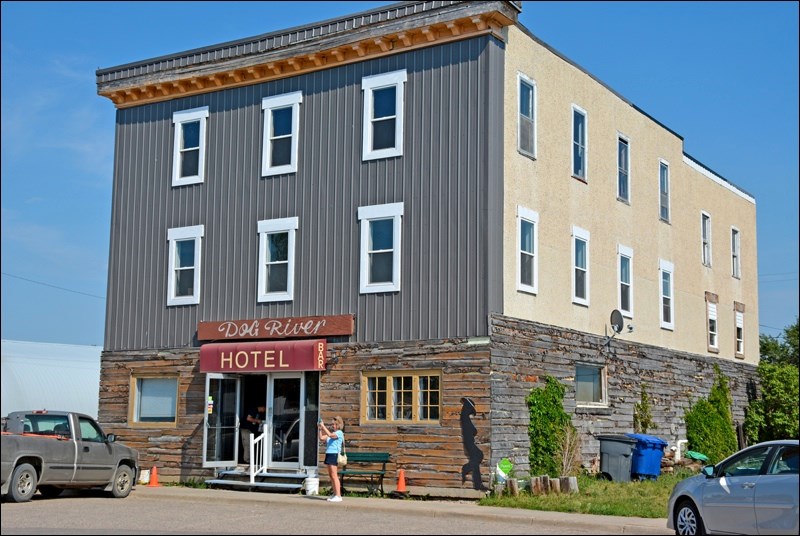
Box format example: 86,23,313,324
339,451,391,496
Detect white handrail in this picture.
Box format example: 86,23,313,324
250,432,267,483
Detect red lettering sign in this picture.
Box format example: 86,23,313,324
199,340,327,373
197,315,354,341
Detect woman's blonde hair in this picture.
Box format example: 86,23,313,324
333,415,344,430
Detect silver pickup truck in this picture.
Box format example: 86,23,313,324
1,410,139,502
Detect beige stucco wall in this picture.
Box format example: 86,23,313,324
502,25,759,364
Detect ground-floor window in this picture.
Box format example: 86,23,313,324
361,370,441,424
131,376,178,426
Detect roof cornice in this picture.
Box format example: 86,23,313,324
97,1,520,109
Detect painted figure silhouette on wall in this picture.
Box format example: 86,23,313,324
460,397,488,491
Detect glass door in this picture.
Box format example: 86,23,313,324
268,373,303,468
203,373,240,468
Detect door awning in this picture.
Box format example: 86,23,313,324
199,339,326,373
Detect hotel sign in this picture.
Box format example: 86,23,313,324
199,339,327,373
198,314,354,341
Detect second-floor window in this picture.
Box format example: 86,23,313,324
572,226,590,306
362,69,406,161
660,259,674,330
572,105,587,179
358,202,403,293
618,136,629,202
659,160,670,222
172,107,209,186
701,212,712,266
262,92,303,176
518,73,536,157
731,227,741,278
257,217,298,302
167,225,204,306
618,245,633,316
517,206,539,294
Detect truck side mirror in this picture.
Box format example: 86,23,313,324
106,433,117,443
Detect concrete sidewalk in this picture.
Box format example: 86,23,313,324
134,485,672,535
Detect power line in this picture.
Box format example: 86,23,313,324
1,272,105,300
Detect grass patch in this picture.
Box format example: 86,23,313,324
479,470,695,518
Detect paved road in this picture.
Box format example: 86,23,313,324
1,485,672,535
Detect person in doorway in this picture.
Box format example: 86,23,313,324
318,415,344,502
240,404,266,465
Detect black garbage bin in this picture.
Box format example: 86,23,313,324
596,434,636,482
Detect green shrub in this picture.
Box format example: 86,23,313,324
684,365,737,463
633,384,654,434
527,376,571,477
744,361,799,442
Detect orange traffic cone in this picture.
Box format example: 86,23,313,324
147,465,161,487
396,468,407,493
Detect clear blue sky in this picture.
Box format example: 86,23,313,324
1,1,798,347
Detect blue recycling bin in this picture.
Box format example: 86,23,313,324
625,433,668,479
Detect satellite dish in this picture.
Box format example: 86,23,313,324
610,309,624,334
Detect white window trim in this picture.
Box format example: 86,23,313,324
659,159,671,222
517,206,539,294
171,107,209,187
358,202,404,293
571,104,588,180
701,211,712,267
617,133,630,202
362,70,406,161
572,225,590,306
575,362,607,407
659,259,674,330
617,244,633,318
517,72,537,159
167,225,204,306
707,301,718,349
261,92,303,176
257,217,298,302
731,226,741,279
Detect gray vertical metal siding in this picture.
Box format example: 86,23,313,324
104,36,503,352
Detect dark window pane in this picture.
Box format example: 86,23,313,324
271,138,291,167
372,118,396,150
373,87,396,118
521,255,533,286
370,252,393,283
272,107,292,137
182,121,200,149
575,270,586,299
573,146,584,177
370,219,393,250
267,233,288,262
621,284,630,311
176,268,194,297
520,116,533,154
266,263,288,293
181,149,199,177
520,83,532,117
176,240,195,268
520,221,533,253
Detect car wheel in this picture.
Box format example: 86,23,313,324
9,463,38,503
110,465,134,498
675,499,706,535
38,485,64,498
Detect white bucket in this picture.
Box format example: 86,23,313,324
138,469,151,485
304,477,319,495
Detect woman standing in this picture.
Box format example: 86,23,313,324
318,415,344,502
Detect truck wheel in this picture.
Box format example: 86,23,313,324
111,465,134,498
38,485,64,498
9,463,38,503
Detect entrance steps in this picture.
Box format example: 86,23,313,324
205,468,308,492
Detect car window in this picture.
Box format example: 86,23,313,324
768,445,799,475
78,417,105,443
718,446,770,477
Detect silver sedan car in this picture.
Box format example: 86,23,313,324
667,439,798,535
